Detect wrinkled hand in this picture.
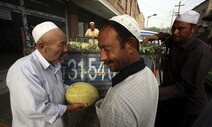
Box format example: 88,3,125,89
141,35,159,45
66,103,85,112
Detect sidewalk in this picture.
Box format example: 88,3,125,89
0,92,11,127
0,70,9,95
0,66,11,126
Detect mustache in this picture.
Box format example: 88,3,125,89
61,52,67,57
103,60,113,65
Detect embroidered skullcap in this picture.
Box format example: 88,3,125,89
109,14,140,41
175,10,200,24
32,21,58,43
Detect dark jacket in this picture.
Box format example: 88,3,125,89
156,33,212,127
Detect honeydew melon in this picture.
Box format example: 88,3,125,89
66,82,99,107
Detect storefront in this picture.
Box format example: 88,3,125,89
0,0,67,70
0,0,67,55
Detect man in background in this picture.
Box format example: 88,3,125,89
192,13,212,127
85,21,99,47
142,10,212,127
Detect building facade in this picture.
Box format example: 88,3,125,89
0,0,67,56
0,0,144,58
193,0,212,44
67,0,144,40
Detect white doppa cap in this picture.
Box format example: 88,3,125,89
175,10,200,24
32,21,58,43
109,14,140,41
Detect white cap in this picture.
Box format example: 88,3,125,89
175,10,200,24
89,21,95,25
109,14,140,41
32,21,58,43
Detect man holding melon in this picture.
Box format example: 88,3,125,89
6,21,84,127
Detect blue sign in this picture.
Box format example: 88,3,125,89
61,53,116,89
61,53,153,91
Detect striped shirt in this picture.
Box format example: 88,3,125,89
96,63,159,127
6,49,67,127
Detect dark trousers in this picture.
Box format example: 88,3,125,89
155,100,198,127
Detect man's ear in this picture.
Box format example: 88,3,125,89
37,41,45,49
191,25,197,34
126,37,137,49
125,37,138,54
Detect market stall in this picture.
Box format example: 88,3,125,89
64,41,165,96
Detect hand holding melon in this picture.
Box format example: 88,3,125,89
66,82,99,107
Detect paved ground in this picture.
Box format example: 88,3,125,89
0,70,9,96
0,93,11,127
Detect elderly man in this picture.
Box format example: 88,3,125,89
6,21,84,127
142,10,212,127
95,15,159,127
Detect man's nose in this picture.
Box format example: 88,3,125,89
63,45,68,52
173,29,180,35
100,51,107,61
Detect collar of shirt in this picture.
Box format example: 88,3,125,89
112,58,146,87
34,49,61,73
181,35,196,50
171,35,196,53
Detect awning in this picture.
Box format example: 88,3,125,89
72,0,121,19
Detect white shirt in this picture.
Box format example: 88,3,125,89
85,28,99,46
6,49,67,127
85,28,99,38
96,67,159,127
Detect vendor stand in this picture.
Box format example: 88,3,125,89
64,40,165,97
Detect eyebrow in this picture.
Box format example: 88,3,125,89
172,26,185,29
